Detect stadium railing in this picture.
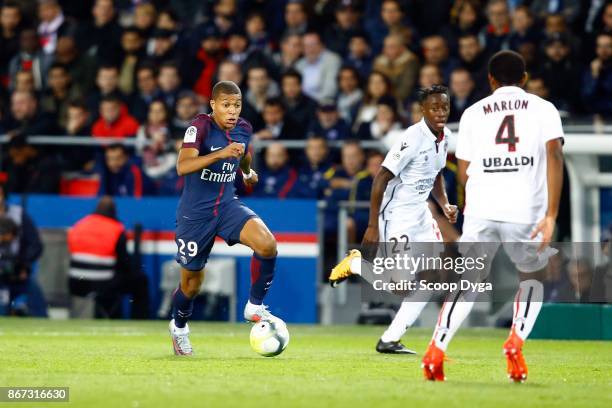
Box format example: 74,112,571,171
0,126,611,243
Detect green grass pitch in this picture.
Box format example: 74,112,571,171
0,318,610,408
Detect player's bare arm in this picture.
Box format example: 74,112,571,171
457,159,469,187
362,167,395,246
176,143,244,176
531,138,564,250
240,152,259,186
431,172,458,224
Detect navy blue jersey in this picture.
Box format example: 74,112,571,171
177,114,252,219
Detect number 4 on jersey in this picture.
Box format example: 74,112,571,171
495,115,519,152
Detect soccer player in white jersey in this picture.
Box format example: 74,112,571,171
329,86,458,354
421,51,564,382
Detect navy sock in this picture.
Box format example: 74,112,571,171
172,287,193,328
249,253,276,305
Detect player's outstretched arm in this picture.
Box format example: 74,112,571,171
362,167,395,246
431,173,458,224
176,143,244,176
531,138,564,250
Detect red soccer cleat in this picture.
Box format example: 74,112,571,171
503,329,528,383
422,341,446,381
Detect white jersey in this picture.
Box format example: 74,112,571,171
456,86,564,224
380,118,450,221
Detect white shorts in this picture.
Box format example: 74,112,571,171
460,216,552,273
377,210,442,282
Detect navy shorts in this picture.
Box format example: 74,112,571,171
175,199,258,271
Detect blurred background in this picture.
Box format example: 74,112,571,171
0,0,610,339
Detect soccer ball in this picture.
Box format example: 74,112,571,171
249,319,290,357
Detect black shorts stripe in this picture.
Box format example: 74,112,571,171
70,260,116,271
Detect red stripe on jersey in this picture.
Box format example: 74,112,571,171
279,168,298,199
130,165,143,198
213,184,226,216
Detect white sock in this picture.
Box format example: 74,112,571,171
432,294,474,352
512,279,543,341
350,256,362,275
171,319,189,335
381,300,428,342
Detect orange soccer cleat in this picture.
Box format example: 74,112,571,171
422,341,446,381
503,329,528,383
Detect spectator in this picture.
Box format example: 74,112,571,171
91,95,139,138
458,33,489,90
283,1,309,37
13,70,36,94
422,35,459,84
543,14,580,52
373,33,420,101
129,63,161,122
323,140,370,242
531,0,581,25
540,34,581,113
272,32,303,74
441,0,484,54
37,0,71,55
280,69,317,136
148,28,180,67
192,25,224,102
97,143,155,197
526,76,551,100
87,64,123,118
242,65,280,130
216,60,244,88
8,28,53,91
157,61,183,109
291,135,332,199
118,27,146,96
448,68,478,122
309,100,352,141
3,90,57,138
54,35,98,94
0,182,44,316
0,1,23,82
40,63,81,128
171,91,200,139
225,27,273,74
480,0,511,54
77,0,122,64
367,0,414,54
253,142,298,198
3,135,61,194
509,5,542,52
136,100,176,182
157,139,184,196
245,12,273,54
336,66,364,126
253,97,300,140
353,70,394,132
62,100,95,171
344,32,374,80
323,2,361,56
582,33,612,117
67,196,149,318
295,31,342,102
356,95,403,142
133,2,157,39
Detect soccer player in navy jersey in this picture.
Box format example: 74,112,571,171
169,81,280,355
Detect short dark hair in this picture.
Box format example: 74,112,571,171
159,60,179,73
122,26,143,37
2,0,21,10
106,143,128,154
98,63,118,73
211,80,241,99
417,85,449,104
282,69,302,84
488,50,526,85
68,98,88,111
307,134,327,144
100,94,122,105
48,62,68,73
264,97,285,110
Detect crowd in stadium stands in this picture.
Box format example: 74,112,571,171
0,0,610,207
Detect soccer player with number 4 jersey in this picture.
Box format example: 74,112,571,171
169,81,281,356
422,51,564,382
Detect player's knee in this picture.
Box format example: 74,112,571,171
257,235,277,258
